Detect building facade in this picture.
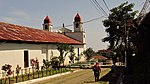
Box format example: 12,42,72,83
0,13,86,72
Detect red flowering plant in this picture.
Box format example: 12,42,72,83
30,59,35,67
30,58,39,70
1,64,13,76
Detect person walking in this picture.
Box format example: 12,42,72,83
93,62,101,82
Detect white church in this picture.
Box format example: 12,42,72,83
0,13,86,71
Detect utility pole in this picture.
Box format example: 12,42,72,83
124,19,127,68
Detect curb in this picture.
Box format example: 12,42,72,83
14,69,82,84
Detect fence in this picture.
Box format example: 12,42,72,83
0,66,70,84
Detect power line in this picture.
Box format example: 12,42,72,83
53,16,105,29
89,0,108,16
89,0,103,16
83,16,105,23
93,0,108,16
102,0,110,12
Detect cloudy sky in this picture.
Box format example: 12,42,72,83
0,0,144,51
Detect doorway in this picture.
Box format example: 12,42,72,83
24,50,29,68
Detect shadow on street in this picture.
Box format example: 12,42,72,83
99,66,124,84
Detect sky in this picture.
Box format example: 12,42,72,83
0,0,144,51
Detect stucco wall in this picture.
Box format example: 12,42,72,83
65,32,86,43
0,43,85,73
0,43,42,71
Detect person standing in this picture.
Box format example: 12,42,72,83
93,62,101,82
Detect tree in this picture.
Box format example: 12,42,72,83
57,43,74,66
68,46,75,64
83,48,95,61
102,1,138,67
96,50,113,59
103,1,138,49
75,53,83,62
50,57,59,69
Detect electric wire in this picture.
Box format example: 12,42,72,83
93,0,108,16
53,16,105,29
102,0,110,12
89,0,103,16
89,0,108,16
83,16,105,23
54,0,109,29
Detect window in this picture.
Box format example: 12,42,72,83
44,25,48,30
78,48,80,56
42,48,47,60
76,23,79,28
84,34,86,38
24,50,29,68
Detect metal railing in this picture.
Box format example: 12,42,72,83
0,66,70,84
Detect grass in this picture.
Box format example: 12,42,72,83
0,68,70,84
41,68,111,84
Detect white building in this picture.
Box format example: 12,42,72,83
0,13,86,71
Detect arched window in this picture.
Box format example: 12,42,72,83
76,23,79,28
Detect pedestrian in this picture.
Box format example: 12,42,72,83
93,62,101,82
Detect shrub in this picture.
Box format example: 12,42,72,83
1,64,13,76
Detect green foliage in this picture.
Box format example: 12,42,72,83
16,65,21,75
102,1,138,50
68,46,75,63
57,43,75,66
83,47,95,61
102,2,138,63
50,57,59,68
43,59,51,69
96,50,114,59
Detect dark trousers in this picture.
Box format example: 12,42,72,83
94,71,100,82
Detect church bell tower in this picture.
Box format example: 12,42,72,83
63,13,86,43
74,13,83,32
43,16,53,32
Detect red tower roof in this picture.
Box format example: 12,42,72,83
74,13,82,22
44,16,52,23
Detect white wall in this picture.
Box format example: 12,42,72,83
64,45,86,65
0,43,42,71
0,43,86,73
65,32,86,43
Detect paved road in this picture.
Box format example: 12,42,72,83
33,68,110,84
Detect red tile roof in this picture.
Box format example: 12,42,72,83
0,22,83,45
91,56,108,60
98,50,113,53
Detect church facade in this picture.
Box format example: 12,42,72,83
0,13,86,72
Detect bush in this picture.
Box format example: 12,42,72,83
1,64,13,76
51,57,59,68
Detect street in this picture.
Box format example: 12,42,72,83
33,68,110,84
